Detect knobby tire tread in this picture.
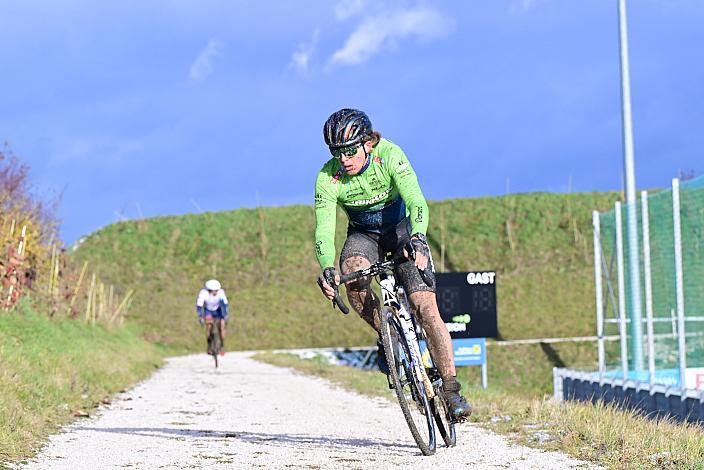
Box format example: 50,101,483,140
379,306,436,456
421,328,456,447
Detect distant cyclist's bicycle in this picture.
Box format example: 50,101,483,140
206,320,223,368
331,256,456,456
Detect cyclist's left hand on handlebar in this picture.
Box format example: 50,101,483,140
317,267,340,300
198,317,204,326
405,233,430,271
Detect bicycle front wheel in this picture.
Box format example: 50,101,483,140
379,306,436,456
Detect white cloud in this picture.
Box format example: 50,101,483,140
189,39,225,80
48,136,144,167
329,6,454,67
290,29,320,75
334,0,369,20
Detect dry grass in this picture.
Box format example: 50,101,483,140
255,352,704,469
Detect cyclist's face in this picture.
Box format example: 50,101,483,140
336,141,370,175
208,289,218,296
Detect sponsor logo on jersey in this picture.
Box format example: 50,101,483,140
415,207,424,223
396,161,409,173
314,193,328,208
348,188,392,206
374,155,383,164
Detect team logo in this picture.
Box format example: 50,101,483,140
331,169,343,184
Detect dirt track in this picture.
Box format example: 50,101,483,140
19,353,599,469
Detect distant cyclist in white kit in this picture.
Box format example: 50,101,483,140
196,279,229,355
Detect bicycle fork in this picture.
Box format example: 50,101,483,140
380,278,435,399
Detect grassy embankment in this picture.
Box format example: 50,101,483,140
256,352,704,469
0,301,163,463
69,191,704,466
73,191,616,397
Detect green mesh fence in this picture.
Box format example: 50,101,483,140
597,174,704,388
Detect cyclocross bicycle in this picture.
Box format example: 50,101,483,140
331,256,456,456
206,321,223,368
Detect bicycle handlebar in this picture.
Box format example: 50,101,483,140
331,258,434,314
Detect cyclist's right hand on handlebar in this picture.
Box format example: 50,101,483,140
317,267,340,300
198,317,205,326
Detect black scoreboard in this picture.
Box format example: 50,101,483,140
435,272,498,339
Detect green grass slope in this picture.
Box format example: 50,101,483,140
73,191,617,356
0,300,163,462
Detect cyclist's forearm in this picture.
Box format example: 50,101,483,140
314,210,337,269
397,173,428,235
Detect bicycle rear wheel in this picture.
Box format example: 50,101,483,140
379,306,436,456
421,332,456,447
431,388,456,447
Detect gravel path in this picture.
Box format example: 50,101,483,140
20,352,599,469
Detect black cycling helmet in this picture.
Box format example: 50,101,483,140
323,108,372,149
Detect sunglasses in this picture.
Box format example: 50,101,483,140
330,143,362,160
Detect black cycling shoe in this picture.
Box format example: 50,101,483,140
442,376,472,422
376,340,390,375
444,391,472,422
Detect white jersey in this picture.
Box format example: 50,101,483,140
196,288,229,312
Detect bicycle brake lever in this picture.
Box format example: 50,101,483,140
332,285,350,315
324,271,350,315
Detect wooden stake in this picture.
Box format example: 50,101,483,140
85,273,96,322
111,289,134,323
48,245,57,294
69,262,88,307
109,285,114,316
52,248,61,298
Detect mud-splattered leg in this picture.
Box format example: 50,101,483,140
408,290,456,379
341,256,381,332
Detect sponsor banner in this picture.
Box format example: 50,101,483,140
686,367,704,390
419,337,486,367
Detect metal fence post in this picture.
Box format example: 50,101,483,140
641,191,656,389
618,0,644,373
672,178,687,395
615,201,629,380
593,211,605,379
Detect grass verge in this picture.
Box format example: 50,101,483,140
0,300,164,464
254,352,704,469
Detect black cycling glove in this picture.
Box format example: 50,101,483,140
406,233,430,261
317,267,338,293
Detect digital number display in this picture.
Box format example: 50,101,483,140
435,272,497,339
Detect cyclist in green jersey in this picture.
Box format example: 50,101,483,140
314,108,471,421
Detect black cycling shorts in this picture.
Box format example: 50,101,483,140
339,217,436,295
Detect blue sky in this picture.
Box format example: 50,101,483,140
1,0,702,244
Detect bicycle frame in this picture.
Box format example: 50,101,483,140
377,271,436,399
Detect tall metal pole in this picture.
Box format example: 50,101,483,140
618,0,644,371
593,211,606,379
672,178,687,394
641,191,656,388
615,202,629,380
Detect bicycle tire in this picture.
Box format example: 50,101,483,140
431,391,456,447
420,330,456,447
207,322,222,368
379,306,436,456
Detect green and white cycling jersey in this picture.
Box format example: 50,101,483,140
314,138,429,270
